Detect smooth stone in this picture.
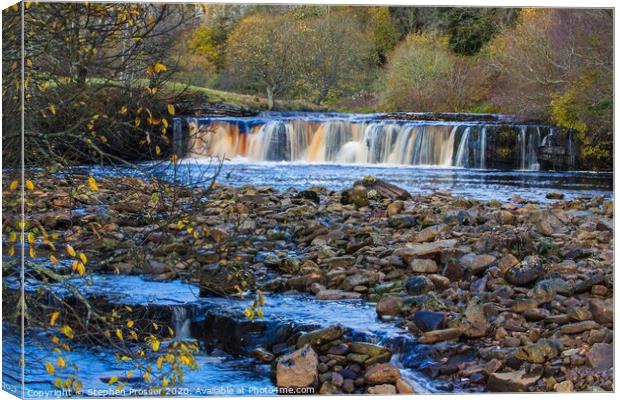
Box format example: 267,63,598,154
586,343,613,371
412,311,445,332
276,345,319,388
487,370,540,392
375,295,404,317
410,258,438,273
367,384,396,394
364,363,401,384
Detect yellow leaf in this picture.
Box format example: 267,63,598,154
27,232,35,244
126,370,134,379
50,311,60,327
66,245,76,257
45,361,55,375
9,232,17,243
155,146,161,155
115,329,123,341
162,118,169,129
170,154,178,164
29,247,36,258
154,62,167,73
50,254,58,264
56,357,66,369
61,324,74,339
167,104,175,116
52,336,59,344
76,262,86,276
54,378,63,388
151,337,160,352
134,117,141,127
108,376,118,385
87,176,98,192
119,105,128,115
162,377,169,387
25,180,34,190
9,180,18,191
49,104,56,115
243,307,254,320
146,66,154,76
79,252,88,264
143,372,151,383
156,356,163,370
126,320,134,328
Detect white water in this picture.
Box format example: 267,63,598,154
183,114,554,170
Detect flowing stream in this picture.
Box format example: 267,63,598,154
4,275,445,398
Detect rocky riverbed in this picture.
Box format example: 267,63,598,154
10,173,614,393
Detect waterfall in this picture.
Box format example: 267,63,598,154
171,306,191,340
479,127,487,169
183,114,569,171
455,127,471,167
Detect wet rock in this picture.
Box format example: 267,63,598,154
589,298,613,324
350,342,391,359
405,276,435,295
546,192,564,200
144,260,169,275
574,274,605,293
364,363,401,384
276,345,319,388
342,273,369,291
251,347,275,363
297,325,346,348
487,370,540,392
410,259,438,273
316,290,362,300
346,353,369,364
353,177,411,201
515,339,561,363
297,190,320,204
505,256,544,286
367,384,396,394
412,311,445,332
418,328,462,344
586,343,613,371
323,256,355,268
511,299,539,313
285,205,315,218
396,378,414,394
386,201,403,217
376,296,404,317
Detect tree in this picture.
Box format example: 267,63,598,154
380,34,484,112
223,14,303,109
488,9,612,169
301,10,373,105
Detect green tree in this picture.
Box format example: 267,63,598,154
223,14,303,109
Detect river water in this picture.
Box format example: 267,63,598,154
4,275,440,398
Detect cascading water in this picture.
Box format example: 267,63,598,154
171,306,192,340
184,113,563,170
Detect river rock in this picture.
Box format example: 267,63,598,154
405,276,435,295
376,296,404,316
586,343,613,370
396,378,415,394
349,342,391,358
505,256,544,286
457,299,489,338
555,380,574,392
589,298,613,324
144,259,169,274
560,321,599,334
364,363,401,384
412,311,445,332
393,239,457,260
487,370,540,392
418,328,462,344
515,339,561,363
342,273,369,291
498,253,519,274
316,290,362,300
388,215,417,229
297,325,346,348
414,225,441,243
251,347,275,363
367,384,396,394
410,258,438,273
276,345,319,388
386,201,403,217
341,185,368,207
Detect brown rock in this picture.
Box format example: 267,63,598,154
364,363,401,384
376,296,404,317
410,258,438,273
589,298,613,324
367,384,396,394
586,343,613,371
560,321,599,334
487,370,540,392
418,328,462,344
498,254,519,274
392,239,457,260
276,345,319,388
396,378,415,394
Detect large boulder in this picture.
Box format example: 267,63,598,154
276,345,319,388
376,296,404,317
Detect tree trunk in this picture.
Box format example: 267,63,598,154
266,86,274,110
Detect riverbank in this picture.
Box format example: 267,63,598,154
9,172,614,393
